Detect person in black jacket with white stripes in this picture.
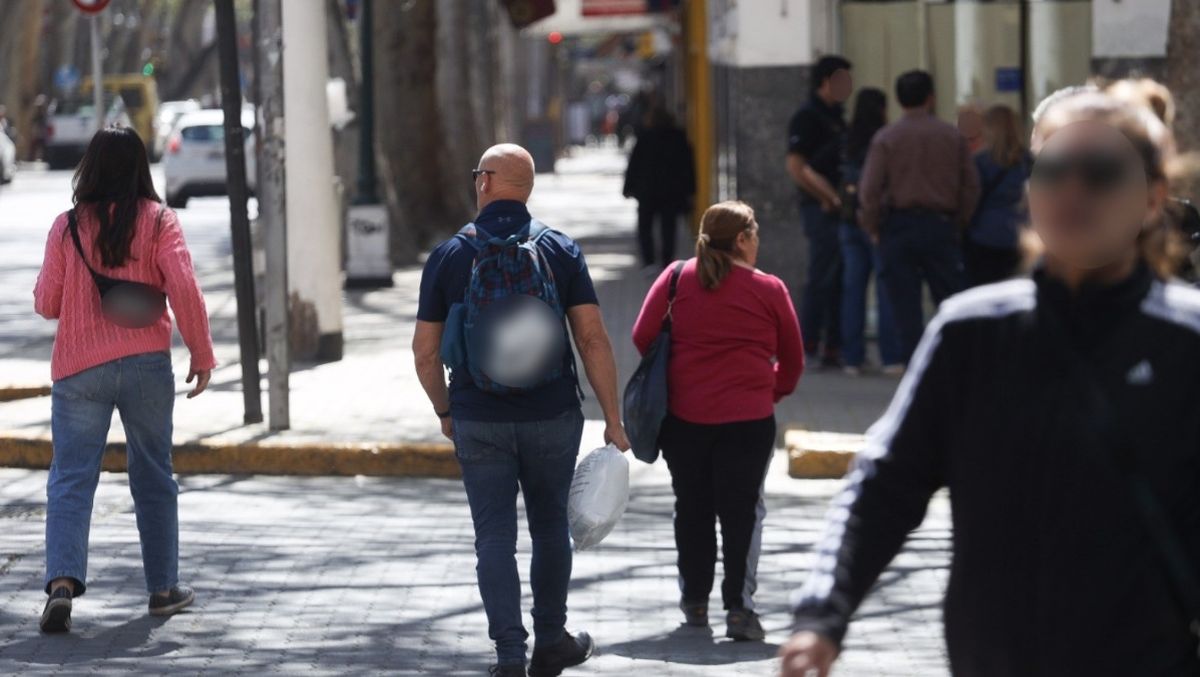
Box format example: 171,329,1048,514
781,88,1200,676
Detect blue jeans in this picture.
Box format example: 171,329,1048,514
839,223,903,367
45,352,179,596
453,408,585,666
800,203,843,355
878,211,966,363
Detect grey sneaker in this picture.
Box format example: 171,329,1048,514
39,586,72,633
680,599,709,627
148,585,195,617
725,609,765,642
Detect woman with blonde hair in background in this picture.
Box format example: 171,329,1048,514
964,105,1033,286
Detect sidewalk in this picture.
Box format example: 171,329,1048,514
0,462,950,675
0,147,900,467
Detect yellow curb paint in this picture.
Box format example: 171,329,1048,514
0,386,52,403
785,428,865,479
0,434,460,478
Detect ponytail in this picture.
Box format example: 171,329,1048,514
696,201,756,290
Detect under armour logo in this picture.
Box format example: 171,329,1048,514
1126,359,1154,385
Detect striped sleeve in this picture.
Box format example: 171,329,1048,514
790,280,1035,646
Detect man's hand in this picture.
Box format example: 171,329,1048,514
820,194,843,214
440,416,454,441
779,631,838,677
604,421,630,452
185,369,211,399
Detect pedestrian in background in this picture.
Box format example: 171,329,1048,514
859,70,980,364
782,88,1200,677
965,105,1032,287
838,88,903,376
33,126,213,633
632,201,804,642
413,144,630,677
787,55,853,367
623,105,696,275
957,102,986,156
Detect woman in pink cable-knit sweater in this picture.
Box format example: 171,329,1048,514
32,126,214,633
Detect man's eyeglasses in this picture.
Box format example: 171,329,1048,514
472,169,496,180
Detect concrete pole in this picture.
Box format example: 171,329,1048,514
282,0,344,362
254,0,290,430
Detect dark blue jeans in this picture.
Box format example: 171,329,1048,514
800,202,843,356
45,352,178,596
453,408,585,667
878,211,966,363
839,223,903,368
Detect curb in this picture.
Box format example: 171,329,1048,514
0,385,51,403
0,434,460,478
785,428,863,479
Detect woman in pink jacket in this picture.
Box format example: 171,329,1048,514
33,126,215,632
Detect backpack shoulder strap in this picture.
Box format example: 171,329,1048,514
454,222,486,252
528,219,553,242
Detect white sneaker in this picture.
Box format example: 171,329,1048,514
842,366,862,377
881,364,906,377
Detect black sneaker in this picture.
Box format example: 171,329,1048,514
489,665,526,677
148,585,195,617
528,631,594,677
680,599,708,627
725,609,765,642
39,586,72,633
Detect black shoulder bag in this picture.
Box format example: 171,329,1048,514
622,261,685,464
1047,313,1200,657
67,206,168,329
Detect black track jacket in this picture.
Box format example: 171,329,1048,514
793,264,1200,676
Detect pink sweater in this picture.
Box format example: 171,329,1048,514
33,199,216,381
632,259,805,424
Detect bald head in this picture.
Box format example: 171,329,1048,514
476,144,536,209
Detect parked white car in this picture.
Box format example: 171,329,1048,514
0,132,15,184
162,108,256,209
44,96,131,169
152,99,201,161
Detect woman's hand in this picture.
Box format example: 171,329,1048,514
186,369,211,399
779,631,838,677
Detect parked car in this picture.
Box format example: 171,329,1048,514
0,131,15,184
44,96,131,170
153,99,201,161
162,108,256,209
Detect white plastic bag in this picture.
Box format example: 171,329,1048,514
568,444,630,551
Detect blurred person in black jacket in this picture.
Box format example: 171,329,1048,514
624,106,696,275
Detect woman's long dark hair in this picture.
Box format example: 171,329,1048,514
846,88,888,162
71,125,160,268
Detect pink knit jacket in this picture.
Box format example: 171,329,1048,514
33,199,216,381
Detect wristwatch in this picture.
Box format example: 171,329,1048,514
436,409,451,419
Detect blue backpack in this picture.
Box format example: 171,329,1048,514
440,220,576,394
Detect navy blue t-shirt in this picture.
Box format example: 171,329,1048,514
417,200,598,422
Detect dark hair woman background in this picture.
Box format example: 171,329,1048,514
838,88,903,375
632,201,804,642
623,106,696,274
783,91,1200,675
965,105,1033,287
33,126,215,633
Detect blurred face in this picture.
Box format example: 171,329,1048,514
827,69,853,104
734,223,760,266
1027,121,1155,271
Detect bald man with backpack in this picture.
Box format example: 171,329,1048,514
412,144,630,677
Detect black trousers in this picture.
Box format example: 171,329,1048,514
660,413,775,611
637,201,680,267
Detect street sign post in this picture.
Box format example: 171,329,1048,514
72,0,112,134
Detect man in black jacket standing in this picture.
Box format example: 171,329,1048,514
787,55,853,367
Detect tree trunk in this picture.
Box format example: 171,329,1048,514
1167,0,1200,199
